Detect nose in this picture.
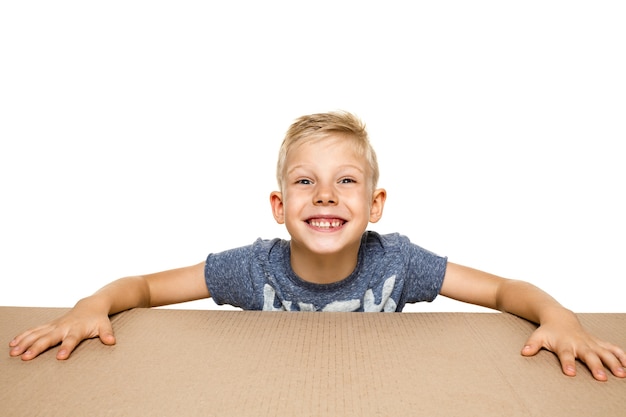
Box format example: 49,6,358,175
313,184,337,206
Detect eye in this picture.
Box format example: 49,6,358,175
296,179,313,185
339,177,356,184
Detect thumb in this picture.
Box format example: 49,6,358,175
98,321,116,346
521,331,544,357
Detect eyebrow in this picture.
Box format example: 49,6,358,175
287,164,365,176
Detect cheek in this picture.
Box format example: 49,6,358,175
281,198,304,219
344,196,372,217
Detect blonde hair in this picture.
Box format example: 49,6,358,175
276,110,380,191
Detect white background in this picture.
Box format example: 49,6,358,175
1,1,624,312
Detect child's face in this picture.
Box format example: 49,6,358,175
270,134,386,257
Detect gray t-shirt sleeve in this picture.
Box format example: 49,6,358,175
362,232,447,308
403,241,448,304
204,243,262,309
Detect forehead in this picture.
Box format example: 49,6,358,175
286,133,365,164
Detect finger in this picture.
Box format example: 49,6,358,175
9,325,48,350
9,343,27,357
56,334,84,360
9,332,32,356
606,343,626,368
576,350,608,381
17,332,63,361
611,365,626,378
56,320,116,359
601,355,626,379
9,331,30,348
520,332,544,357
9,327,58,359
521,343,541,357
585,344,626,379
555,349,578,377
97,322,116,346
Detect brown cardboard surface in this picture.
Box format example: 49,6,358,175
1,307,624,417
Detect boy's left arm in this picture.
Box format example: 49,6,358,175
439,262,626,381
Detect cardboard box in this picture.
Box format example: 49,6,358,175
1,307,624,416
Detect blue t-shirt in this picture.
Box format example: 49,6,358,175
204,231,447,312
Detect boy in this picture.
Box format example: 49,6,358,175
9,111,626,381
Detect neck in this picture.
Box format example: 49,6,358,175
289,242,360,285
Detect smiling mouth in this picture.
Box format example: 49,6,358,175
306,218,346,229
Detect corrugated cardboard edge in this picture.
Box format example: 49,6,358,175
2,307,624,417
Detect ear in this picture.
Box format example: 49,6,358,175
369,188,386,223
270,191,285,224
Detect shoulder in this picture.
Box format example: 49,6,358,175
251,237,289,257
206,238,288,265
363,231,445,260
363,231,411,252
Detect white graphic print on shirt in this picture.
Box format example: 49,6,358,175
262,275,398,312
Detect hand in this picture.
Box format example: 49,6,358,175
8,302,116,361
521,315,626,381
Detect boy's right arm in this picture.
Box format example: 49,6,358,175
8,261,209,361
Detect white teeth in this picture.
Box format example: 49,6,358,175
309,220,343,228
